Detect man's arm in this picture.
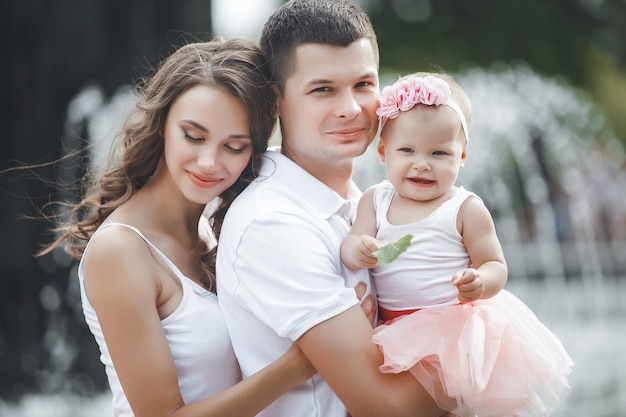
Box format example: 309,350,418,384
298,306,444,417
226,206,443,417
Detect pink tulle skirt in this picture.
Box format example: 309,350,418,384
372,290,573,417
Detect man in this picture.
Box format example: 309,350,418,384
217,1,443,416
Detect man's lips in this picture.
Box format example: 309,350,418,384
328,127,367,140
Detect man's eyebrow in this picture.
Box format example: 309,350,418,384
354,71,378,84
304,78,332,87
305,72,377,87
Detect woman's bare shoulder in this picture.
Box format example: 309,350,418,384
82,224,160,296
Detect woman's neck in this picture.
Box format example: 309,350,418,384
113,178,205,243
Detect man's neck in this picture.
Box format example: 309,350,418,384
311,165,353,199
280,149,353,199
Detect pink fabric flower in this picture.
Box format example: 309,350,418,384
377,75,452,121
420,76,450,105
377,84,402,120
400,77,422,111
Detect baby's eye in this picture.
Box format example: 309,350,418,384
432,150,448,156
399,148,414,153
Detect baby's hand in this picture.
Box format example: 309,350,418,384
452,268,484,302
354,235,383,269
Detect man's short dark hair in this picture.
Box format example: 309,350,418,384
260,0,379,93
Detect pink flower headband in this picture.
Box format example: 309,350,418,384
377,75,469,142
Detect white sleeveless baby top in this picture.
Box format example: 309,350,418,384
372,181,476,310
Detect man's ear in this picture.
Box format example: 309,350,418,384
377,140,386,163
273,85,282,118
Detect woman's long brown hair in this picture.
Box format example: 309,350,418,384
40,38,276,292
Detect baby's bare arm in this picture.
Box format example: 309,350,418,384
455,196,508,302
341,187,382,271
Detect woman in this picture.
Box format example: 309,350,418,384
41,38,315,417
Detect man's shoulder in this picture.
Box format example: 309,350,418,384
223,180,306,238
231,160,311,215
232,175,295,210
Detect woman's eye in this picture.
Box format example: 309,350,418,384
224,143,249,153
184,130,203,142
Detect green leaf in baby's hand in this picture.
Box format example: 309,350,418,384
372,234,413,265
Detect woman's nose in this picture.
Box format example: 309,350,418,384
198,145,220,169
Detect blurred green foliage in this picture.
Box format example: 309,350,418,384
364,0,626,141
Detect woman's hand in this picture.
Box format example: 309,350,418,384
281,342,317,383
354,281,376,324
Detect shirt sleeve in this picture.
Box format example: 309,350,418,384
230,211,359,341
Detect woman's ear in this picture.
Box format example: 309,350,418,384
377,139,386,163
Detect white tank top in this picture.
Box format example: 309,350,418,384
78,223,241,416
372,181,475,310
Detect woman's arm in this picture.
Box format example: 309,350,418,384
180,343,314,416
83,227,314,417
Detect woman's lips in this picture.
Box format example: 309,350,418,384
187,172,222,188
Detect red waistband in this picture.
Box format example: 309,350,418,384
378,306,420,323
378,303,464,324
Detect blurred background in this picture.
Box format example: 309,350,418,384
1,0,625,416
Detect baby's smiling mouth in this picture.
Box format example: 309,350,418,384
408,177,434,185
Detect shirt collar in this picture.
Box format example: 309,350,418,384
259,148,362,221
